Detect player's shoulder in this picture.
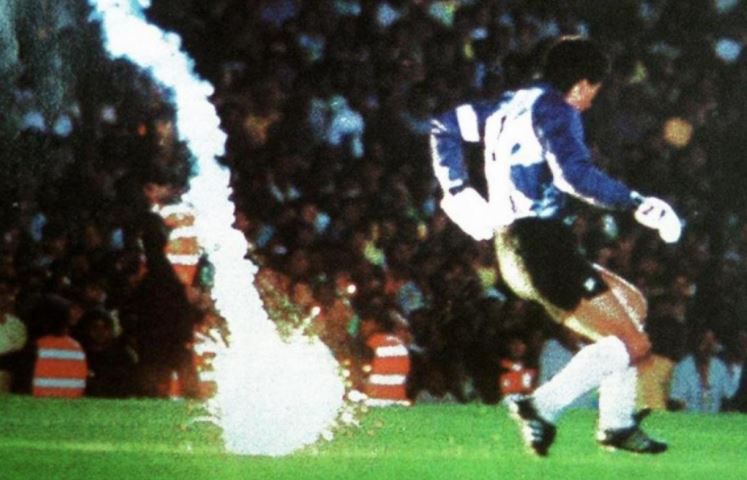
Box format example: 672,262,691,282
469,94,513,120
531,83,573,117
529,83,579,136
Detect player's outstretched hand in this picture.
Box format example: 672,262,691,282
440,187,493,241
634,196,682,243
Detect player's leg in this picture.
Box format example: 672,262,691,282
512,278,661,452
530,287,641,423
560,278,650,364
538,269,666,453
495,220,650,363
590,267,645,431
508,330,630,456
496,222,637,454
592,268,665,452
496,221,663,454
514,288,666,454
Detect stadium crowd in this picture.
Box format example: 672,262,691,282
2,0,747,412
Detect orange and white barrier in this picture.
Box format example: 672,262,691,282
499,359,536,396
364,333,411,406
32,335,88,398
155,202,201,286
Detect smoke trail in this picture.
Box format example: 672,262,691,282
88,0,345,456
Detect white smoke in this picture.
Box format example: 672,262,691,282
88,0,345,456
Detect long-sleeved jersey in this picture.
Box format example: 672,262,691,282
431,83,637,227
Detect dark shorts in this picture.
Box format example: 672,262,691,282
494,218,609,312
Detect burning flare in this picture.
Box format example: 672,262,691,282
88,0,345,456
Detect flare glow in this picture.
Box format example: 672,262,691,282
88,0,345,456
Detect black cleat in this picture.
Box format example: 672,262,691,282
508,396,557,456
597,409,668,454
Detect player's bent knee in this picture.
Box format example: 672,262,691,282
621,331,651,364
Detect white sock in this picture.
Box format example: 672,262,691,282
598,365,637,431
532,336,630,423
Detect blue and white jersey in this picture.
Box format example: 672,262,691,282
431,83,636,226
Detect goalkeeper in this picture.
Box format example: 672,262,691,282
430,37,681,456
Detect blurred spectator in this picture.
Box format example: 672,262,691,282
731,366,747,412
1,0,747,406
312,277,357,363
722,327,747,411
123,213,199,398
636,313,685,411
80,308,137,398
668,327,736,413
0,278,26,393
31,295,88,398
637,353,676,412
259,0,300,30
308,94,365,159
412,369,463,404
498,331,536,398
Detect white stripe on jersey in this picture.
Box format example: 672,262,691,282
484,87,546,225
430,126,464,192
456,105,480,142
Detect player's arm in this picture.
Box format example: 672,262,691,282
534,93,682,243
534,93,636,210
430,104,493,240
431,104,485,193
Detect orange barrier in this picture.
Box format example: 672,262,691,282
32,335,88,398
364,333,411,406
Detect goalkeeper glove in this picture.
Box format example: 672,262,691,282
633,195,682,243
440,187,493,241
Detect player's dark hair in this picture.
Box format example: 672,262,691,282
541,37,610,93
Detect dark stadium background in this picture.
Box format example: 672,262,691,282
1,0,747,409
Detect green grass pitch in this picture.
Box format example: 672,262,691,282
1,396,746,480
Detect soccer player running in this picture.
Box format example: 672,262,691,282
430,37,682,456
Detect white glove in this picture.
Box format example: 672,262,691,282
440,187,493,241
634,196,682,243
